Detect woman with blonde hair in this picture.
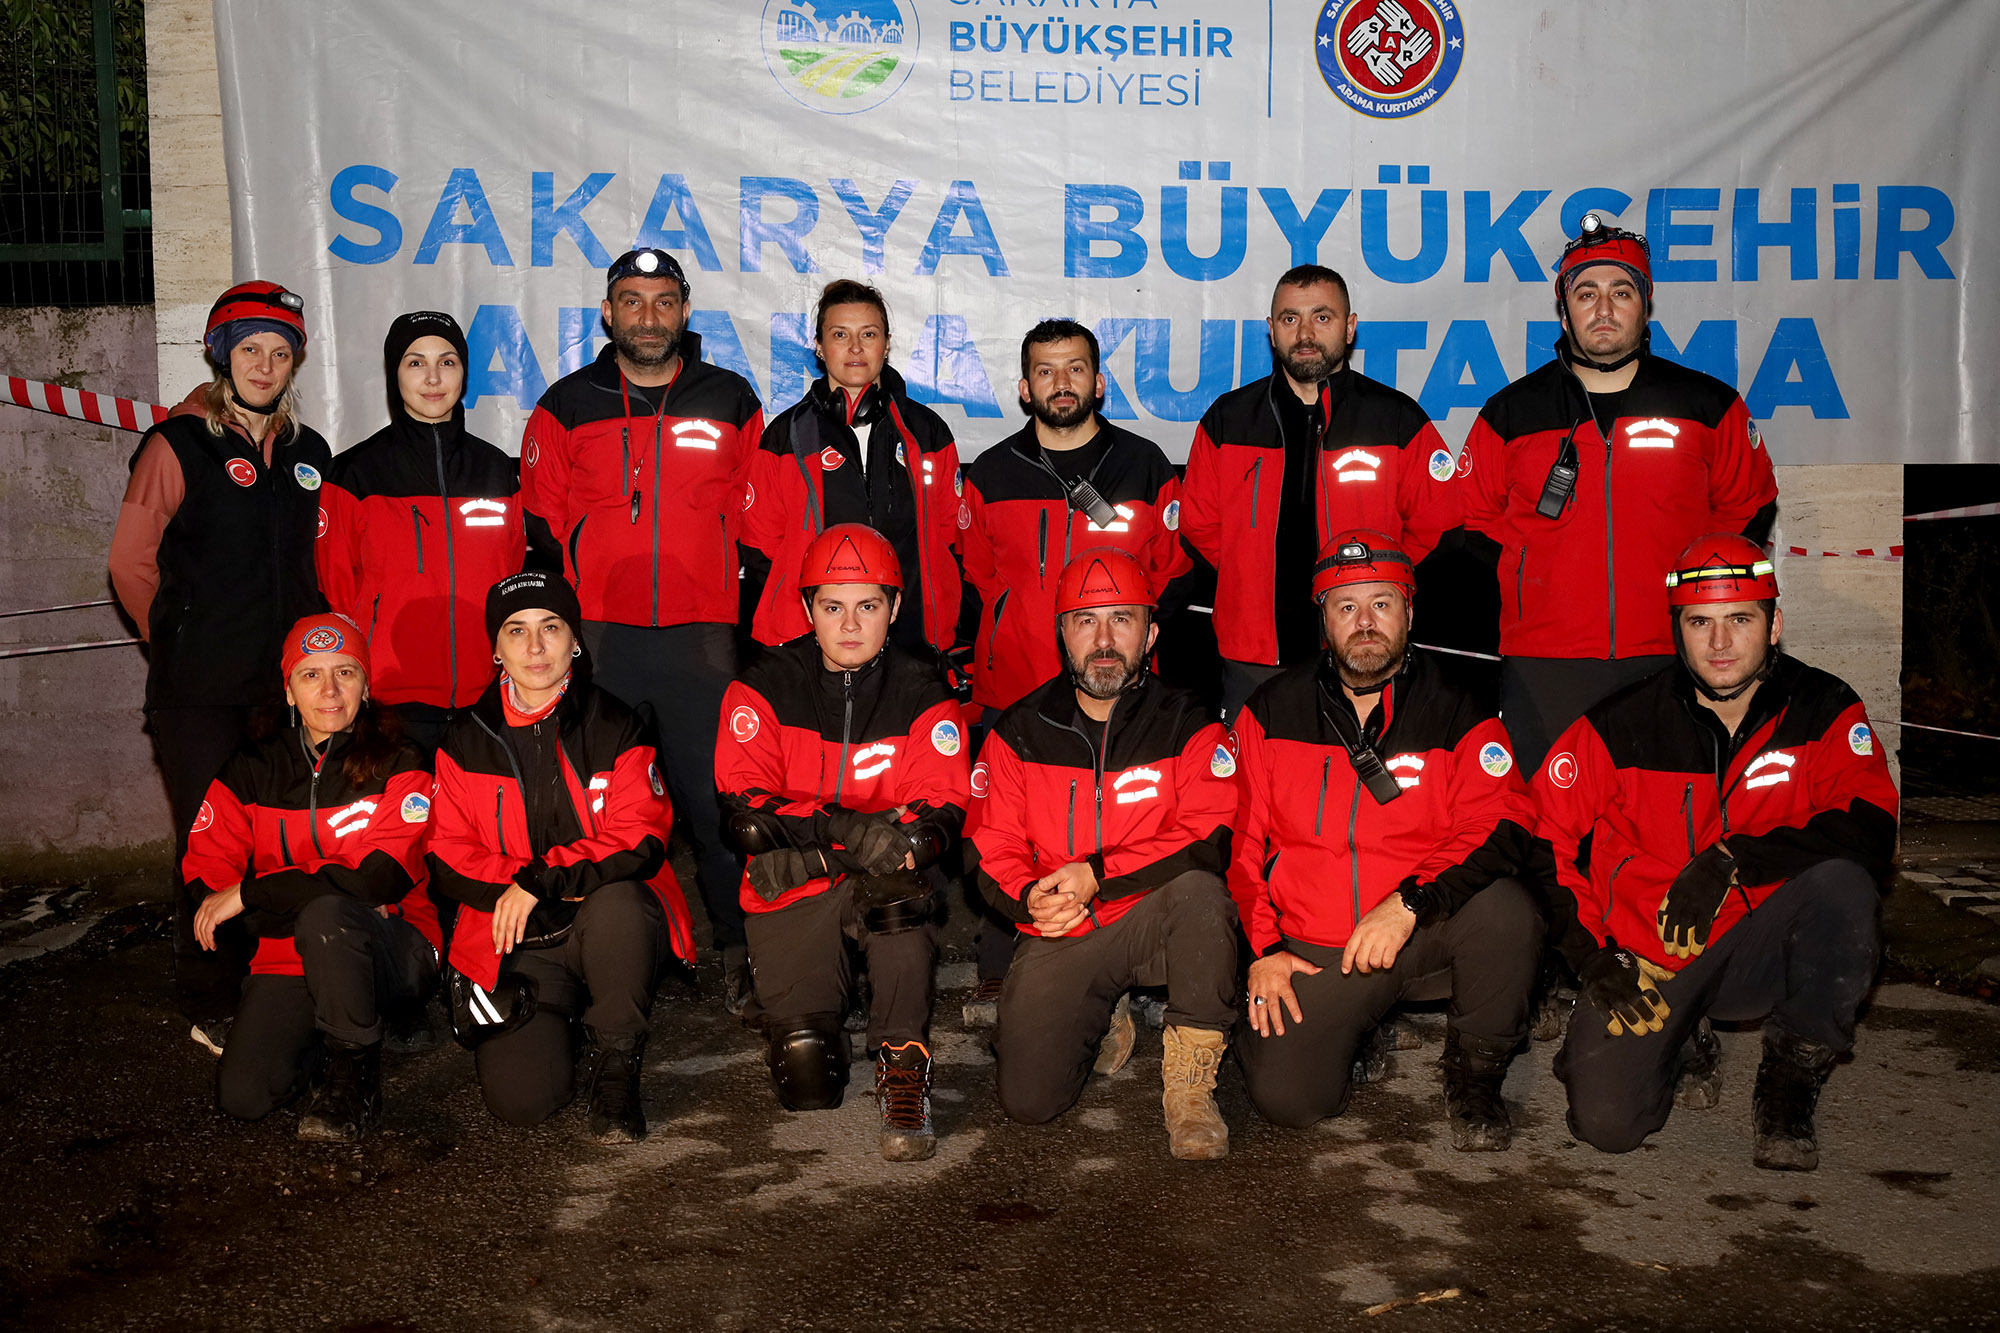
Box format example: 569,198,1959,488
110,280,333,1049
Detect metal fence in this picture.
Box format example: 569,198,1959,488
0,0,151,306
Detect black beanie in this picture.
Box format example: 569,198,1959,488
485,571,584,644
383,310,470,421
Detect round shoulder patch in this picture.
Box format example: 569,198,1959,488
742,482,756,512
315,506,328,539
1428,447,1455,483
729,705,760,743
820,446,845,471
895,440,907,466
648,761,666,796
970,761,991,799
1748,419,1764,451
1478,741,1514,778
953,465,964,497
523,439,540,469
293,462,322,491
226,458,257,487
931,719,963,756
400,792,431,824
1847,722,1873,756
190,800,214,834
1210,742,1237,778
1163,499,1181,532
957,502,971,530
1454,449,1474,478
1546,751,1577,790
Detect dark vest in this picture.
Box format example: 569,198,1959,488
141,413,331,707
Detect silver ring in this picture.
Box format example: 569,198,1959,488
1251,996,1266,1005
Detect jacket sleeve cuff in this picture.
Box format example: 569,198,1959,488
513,857,555,901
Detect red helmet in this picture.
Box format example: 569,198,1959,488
1055,547,1154,615
799,523,901,590
1555,213,1653,303
1665,534,1778,606
1312,530,1416,603
206,280,308,352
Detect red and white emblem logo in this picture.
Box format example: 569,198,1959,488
729,705,760,742
316,506,328,538
1547,751,1577,790
820,446,845,471
970,761,990,799
303,625,344,653
226,458,257,487
191,801,214,833
523,439,539,469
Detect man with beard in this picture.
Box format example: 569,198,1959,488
520,248,764,1012
1459,218,1778,772
1230,532,1542,1149
957,319,1192,1015
960,319,1190,717
1532,536,1896,1170
968,548,1239,1159
1182,267,1461,719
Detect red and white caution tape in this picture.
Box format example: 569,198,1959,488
4,375,166,433
1905,502,2000,523
0,598,116,620
1780,544,1903,562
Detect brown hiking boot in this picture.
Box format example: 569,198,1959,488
962,977,1004,1029
1160,1025,1229,1160
1094,994,1136,1076
876,1040,937,1162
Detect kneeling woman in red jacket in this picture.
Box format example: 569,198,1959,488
186,613,440,1142
428,572,694,1143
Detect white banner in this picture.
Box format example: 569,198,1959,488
214,0,1996,465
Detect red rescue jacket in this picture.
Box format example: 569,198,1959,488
969,673,1235,939
714,637,970,915
519,336,762,628
318,412,546,708
182,729,439,977
1228,651,1537,954
960,420,1190,711
1460,353,1778,660
1530,654,1898,973
428,677,695,989
1181,369,1461,665
740,369,965,651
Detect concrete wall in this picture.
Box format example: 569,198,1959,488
0,308,173,877
145,0,233,401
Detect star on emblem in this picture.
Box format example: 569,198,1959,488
1449,36,1462,49
1319,33,1331,47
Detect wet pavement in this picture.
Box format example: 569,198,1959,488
2,857,1998,1331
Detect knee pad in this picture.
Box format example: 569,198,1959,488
767,1022,849,1111
850,869,936,935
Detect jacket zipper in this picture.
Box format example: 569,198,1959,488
1093,715,1109,855
1603,433,1617,658
278,816,294,867
986,591,1009,669
900,419,935,644
433,425,459,706
1604,855,1633,927
652,408,664,625
1346,780,1363,926
369,593,381,638
307,752,326,858
719,514,730,605
831,669,856,806
410,505,427,574
1249,457,1263,528
494,786,507,858
1515,545,1527,622
1067,778,1077,857
1683,782,1696,856
1313,755,1331,836
1037,509,1049,582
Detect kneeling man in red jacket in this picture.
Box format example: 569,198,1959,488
1534,535,1897,1170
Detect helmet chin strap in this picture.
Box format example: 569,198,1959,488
1324,643,1410,696
1558,333,1647,376
226,373,283,417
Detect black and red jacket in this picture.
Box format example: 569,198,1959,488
1228,651,1536,954
1181,369,1461,666
1530,654,1898,974
183,728,439,977
714,637,969,915
519,336,763,627
740,367,965,650
428,676,695,989
1460,353,1778,660
960,420,1190,711
968,673,1235,939
319,410,556,708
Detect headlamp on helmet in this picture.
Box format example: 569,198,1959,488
606,247,691,299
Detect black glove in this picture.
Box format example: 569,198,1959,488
827,808,913,877
746,848,829,903
942,644,975,702
1657,844,1738,959
1576,940,1672,1037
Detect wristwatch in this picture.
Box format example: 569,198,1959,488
1396,879,1432,922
